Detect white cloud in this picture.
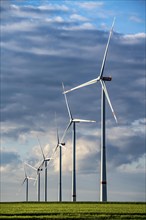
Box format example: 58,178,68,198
11,4,19,10
54,16,64,23
117,153,146,173
39,4,69,12
77,2,104,9
1,121,19,134
107,118,145,149
0,164,11,173
80,22,95,30
64,22,95,30
1,21,37,33
121,33,146,44
131,118,146,133
129,16,143,23
46,16,64,23
0,147,22,174
1,38,63,56
124,33,146,39
70,14,89,22
100,22,108,30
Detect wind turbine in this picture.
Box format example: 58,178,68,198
62,83,96,202
63,18,117,202
53,114,65,202
37,137,52,202
22,164,35,202
24,162,43,202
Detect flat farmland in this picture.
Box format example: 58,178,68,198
0,202,145,219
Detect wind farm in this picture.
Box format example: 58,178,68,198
2,16,145,204
1,0,145,219
17,17,120,203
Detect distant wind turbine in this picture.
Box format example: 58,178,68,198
53,114,65,202
37,137,53,202
24,162,43,202
22,164,35,202
62,83,96,202
63,18,117,202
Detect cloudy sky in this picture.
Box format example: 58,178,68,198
1,0,145,202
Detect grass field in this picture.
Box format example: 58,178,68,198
0,202,145,219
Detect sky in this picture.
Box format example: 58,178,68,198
0,0,146,202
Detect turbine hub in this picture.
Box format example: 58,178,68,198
102,76,112,81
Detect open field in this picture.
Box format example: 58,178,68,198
0,202,145,219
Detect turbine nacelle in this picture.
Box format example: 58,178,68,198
58,142,65,148
101,76,112,81
45,157,51,161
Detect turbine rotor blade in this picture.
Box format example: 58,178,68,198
34,176,38,186
62,82,73,120
63,78,99,94
100,80,118,123
23,163,27,178
57,127,59,145
60,121,72,143
73,119,96,123
27,177,36,180
99,17,115,78
54,144,59,153
37,136,45,160
38,159,45,170
24,162,37,171
55,112,60,144
22,178,27,185
54,113,62,153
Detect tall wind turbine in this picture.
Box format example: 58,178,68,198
24,162,43,202
37,137,52,202
22,164,35,202
53,116,65,202
62,83,96,202
63,18,117,202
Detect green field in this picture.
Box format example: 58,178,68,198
0,202,145,219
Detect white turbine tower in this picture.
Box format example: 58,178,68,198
22,164,35,202
53,116,65,202
37,137,52,202
62,83,96,202
63,18,117,202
